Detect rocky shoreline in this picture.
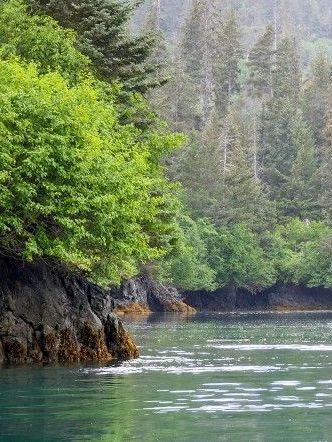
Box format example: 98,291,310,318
182,284,332,312
2,256,332,366
0,258,138,366
111,272,196,316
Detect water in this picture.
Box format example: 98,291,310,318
1,312,332,441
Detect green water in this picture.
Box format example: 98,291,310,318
1,312,332,442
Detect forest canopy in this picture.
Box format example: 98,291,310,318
0,0,331,290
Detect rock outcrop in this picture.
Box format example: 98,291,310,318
182,284,332,312
0,258,138,366
112,272,196,316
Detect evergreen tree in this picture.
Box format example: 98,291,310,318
179,0,218,128
29,0,160,93
320,91,332,222
247,24,275,98
280,110,320,220
303,52,332,152
273,35,301,102
213,10,242,117
217,104,275,231
260,36,302,206
143,2,171,117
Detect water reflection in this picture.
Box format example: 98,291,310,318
0,312,332,441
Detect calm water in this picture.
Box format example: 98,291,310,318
1,312,332,441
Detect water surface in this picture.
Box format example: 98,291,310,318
1,312,332,441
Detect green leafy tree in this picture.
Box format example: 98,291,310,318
161,215,216,290
0,0,88,83
0,59,182,285
269,219,332,286
202,223,276,289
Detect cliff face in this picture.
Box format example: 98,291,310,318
0,258,138,366
182,285,332,312
111,272,196,316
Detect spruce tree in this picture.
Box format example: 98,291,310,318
179,0,218,128
29,0,159,93
260,36,301,204
280,110,320,220
273,35,301,102
213,10,242,117
320,91,332,222
303,52,332,152
215,104,275,231
247,25,275,99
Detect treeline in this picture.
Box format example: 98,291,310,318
0,0,331,292
135,0,332,290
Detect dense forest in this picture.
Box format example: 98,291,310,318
0,0,332,292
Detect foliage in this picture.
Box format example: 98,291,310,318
0,58,181,285
0,0,89,83
202,223,276,288
160,215,216,290
29,0,161,93
1,0,332,293
269,219,332,287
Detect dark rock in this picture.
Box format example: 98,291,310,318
0,257,138,366
265,284,332,310
183,284,332,312
112,271,196,315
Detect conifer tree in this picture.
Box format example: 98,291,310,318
260,97,298,195
213,10,242,117
247,25,275,99
280,110,320,220
29,0,159,93
179,0,218,128
273,35,301,102
260,35,301,205
320,91,332,222
214,104,275,231
303,52,332,152
144,1,171,114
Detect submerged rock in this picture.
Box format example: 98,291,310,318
0,258,138,366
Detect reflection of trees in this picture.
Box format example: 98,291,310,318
0,366,138,441
2,314,332,441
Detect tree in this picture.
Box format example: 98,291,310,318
161,215,216,290
320,90,332,222
213,10,243,117
302,51,332,152
273,35,301,102
29,0,160,93
247,24,275,99
0,58,182,285
178,0,218,128
202,223,276,289
270,219,332,286
216,103,275,231
0,0,88,83
278,110,320,220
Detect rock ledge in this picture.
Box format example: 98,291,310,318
0,258,138,366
